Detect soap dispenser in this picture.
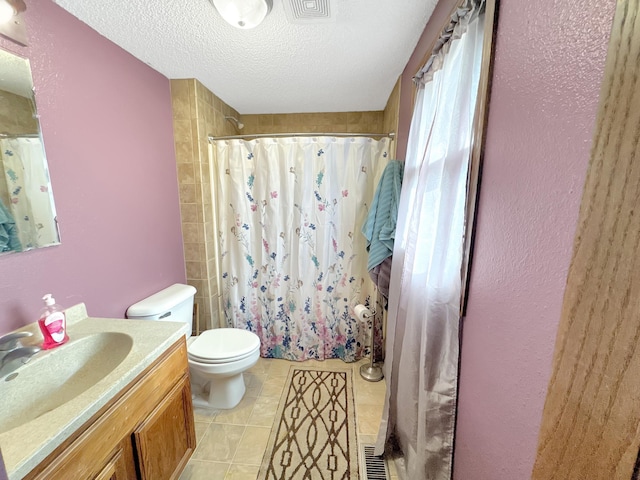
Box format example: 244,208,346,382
38,294,69,350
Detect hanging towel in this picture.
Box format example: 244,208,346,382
0,200,21,252
369,256,393,299
362,160,403,272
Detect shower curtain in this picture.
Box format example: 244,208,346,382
375,5,485,479
0,137,58,250
212,136,390,361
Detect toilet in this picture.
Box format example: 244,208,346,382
126,284,261,409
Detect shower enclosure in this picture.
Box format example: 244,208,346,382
209,134,390,361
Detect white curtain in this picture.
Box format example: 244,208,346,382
212,136,390,361
375,10,485,479
0,137,58,250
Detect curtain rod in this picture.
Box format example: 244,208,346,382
208,132,395,142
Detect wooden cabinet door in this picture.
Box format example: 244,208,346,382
92,440,137,480
133,375,196,480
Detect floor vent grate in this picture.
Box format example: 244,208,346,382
361,444,390,480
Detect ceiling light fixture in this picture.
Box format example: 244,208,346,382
0,0,27,46
210,0,272,29
0,0,25,24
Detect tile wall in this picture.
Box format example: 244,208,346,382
382,77,401,160
0,90,38,135
241,111,384,135
170,79,240,330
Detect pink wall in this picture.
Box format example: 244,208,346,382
396,0,616,478
0,1,185,333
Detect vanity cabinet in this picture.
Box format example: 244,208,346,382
24,338,196,480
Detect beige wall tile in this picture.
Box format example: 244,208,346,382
186,261,203,280
190,279,207,297
183,242,202,262
183,222,204,244
178,162,196,185
173,119,193,141
213,95,224,113
258,115,273,127
360,111,384,124
202,183,212,206
181,204,198,223
175,139,194,164
271,114,288,127
346,123,372,133
383,77,401,158
170,79,190,98
207,258,218,277
241,115,259,129
179,184,196,204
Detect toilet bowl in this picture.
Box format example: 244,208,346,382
187,328,261,409
126,284,261,409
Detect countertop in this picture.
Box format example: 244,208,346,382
0,304,186,480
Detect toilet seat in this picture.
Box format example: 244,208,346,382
187,328,261,365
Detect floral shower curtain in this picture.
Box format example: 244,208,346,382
212,136,390,361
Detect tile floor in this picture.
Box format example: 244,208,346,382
180,357,399,480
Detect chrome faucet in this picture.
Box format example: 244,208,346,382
0,331,41,376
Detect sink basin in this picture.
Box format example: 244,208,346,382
0,332,133,434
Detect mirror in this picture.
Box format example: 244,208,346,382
0,48,59,255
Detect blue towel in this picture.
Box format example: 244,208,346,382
362,160,403,271
0,200,21,252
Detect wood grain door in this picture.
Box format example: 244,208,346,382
532,1,640,479
92,440,137,480
133,375,196,480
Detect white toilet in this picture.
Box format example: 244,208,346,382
126,284,261,409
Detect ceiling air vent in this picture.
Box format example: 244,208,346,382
283,0,334,24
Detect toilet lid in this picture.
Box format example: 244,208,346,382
188,328,260,363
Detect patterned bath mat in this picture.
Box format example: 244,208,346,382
258,366,359,480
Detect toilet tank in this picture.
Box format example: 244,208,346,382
126,284,197,337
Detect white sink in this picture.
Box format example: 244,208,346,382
0,332,133,434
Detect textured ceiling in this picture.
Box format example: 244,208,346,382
52,0,437,114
